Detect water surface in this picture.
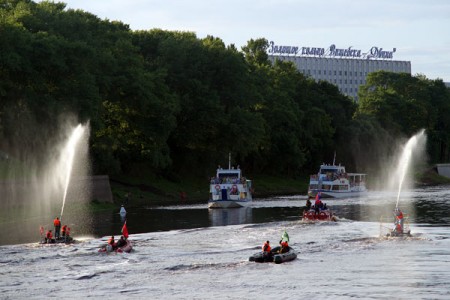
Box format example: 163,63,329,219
0,186,449,299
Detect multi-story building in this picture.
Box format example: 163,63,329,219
268,42,411,102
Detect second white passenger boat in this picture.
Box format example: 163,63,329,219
308,162,367,199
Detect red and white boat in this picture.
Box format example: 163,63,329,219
302,209,335,221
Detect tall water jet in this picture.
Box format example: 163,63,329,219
0,119,91,245
392,130,426,208
59,124,86,220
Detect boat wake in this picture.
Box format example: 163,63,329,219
165,261,244,272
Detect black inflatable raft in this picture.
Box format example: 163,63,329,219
249,246,297,264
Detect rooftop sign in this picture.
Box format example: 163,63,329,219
268,41,396,60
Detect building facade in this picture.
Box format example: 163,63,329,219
268,42,411,102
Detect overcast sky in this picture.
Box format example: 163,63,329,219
43,0,450,82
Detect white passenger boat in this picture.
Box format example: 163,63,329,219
308,162,367,199
208,156,253,208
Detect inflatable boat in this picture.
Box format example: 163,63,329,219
249,246,297,264
39,236,74,244
98,239,132,253
302,209,335,221
386,229,412,237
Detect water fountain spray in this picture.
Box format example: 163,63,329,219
59,124,86,221
395,130,425,209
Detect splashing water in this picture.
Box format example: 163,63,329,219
395,130,426,209
59,124,86,220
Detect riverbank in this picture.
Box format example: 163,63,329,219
107,174,310,208
107,167,450,209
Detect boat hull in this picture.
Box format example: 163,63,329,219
39,236,74,244
386,230,412,238
208,199,251,209
249,246,297,264
302,210,335,221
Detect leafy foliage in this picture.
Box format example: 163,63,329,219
1,1,449,182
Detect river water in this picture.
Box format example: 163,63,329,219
1,185,449,299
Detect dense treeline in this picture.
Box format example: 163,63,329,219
1,0,449,181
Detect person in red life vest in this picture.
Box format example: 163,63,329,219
314,193,323,214
45,230,53,243
394,208,404,233
66,227,71,238
61,225,67,238
306,198,312,211
116,236,126,248
262,240,271,252
279,240,289,253
53,217,61,239
262,240,272,260
107,235,117,251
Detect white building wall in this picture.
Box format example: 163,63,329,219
271,56,411,102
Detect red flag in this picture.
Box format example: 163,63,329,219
121,221,129,239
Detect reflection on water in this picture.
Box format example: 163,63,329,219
1,185,450,246
208,208,253,226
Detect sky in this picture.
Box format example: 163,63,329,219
42,0,450,82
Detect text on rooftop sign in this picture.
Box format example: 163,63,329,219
268,41,396,60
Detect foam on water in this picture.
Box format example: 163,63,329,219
1,211,449,299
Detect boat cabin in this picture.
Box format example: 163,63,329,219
308,163,367,197
210,167,243,184
318,164,346,179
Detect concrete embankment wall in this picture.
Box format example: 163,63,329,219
90,175,114,203
436,164,450,179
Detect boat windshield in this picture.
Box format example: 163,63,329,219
218,172,239,179
320,168,340,174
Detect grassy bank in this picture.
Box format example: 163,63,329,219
108,174,310,208
415,168,450,186
108,167,450,208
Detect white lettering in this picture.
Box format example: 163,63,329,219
268,42,395,60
